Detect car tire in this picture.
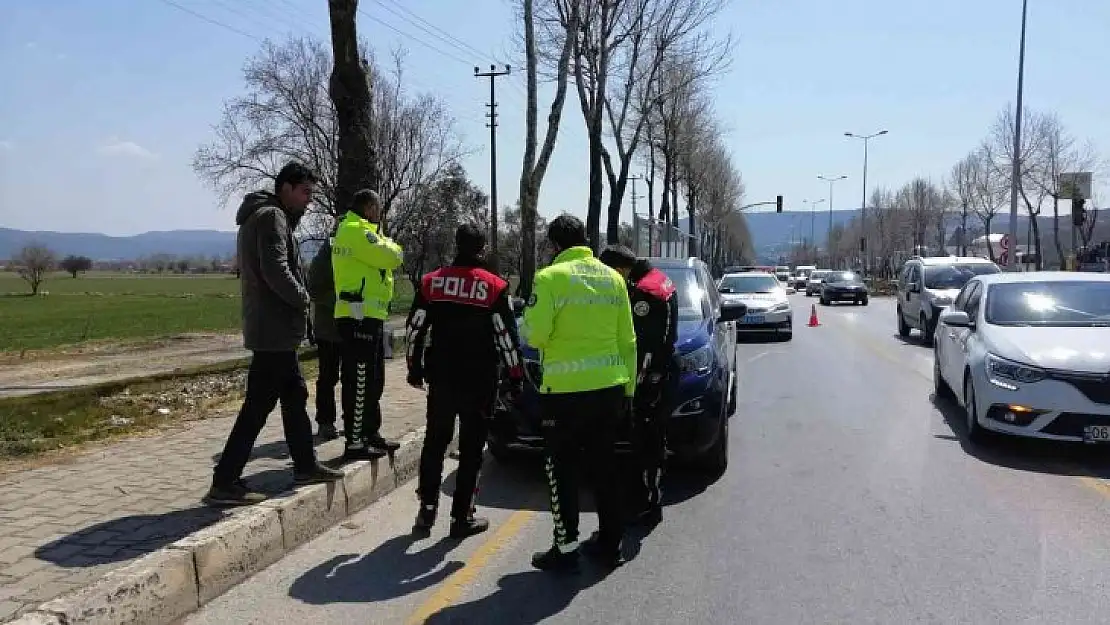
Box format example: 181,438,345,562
860,297,869,306
897,307,910,337
963,374,988,444
820,296,829,306
701,415,729,477
920,313,934,346
933,351,953,400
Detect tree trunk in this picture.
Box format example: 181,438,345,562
1030,214,1043,270
1051,195,1065,268
686,186,697,257
660,149,672,256
327,0,377,217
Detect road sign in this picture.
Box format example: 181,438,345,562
1059,172,1093,200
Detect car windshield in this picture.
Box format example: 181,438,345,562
828,272,860,283
719,274,780,294
659,266,709,320
986,281,1110,327
923,263,999,289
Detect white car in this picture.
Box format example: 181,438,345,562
717,272,793,341
933,272,1110,444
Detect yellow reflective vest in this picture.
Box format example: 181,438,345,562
522,246,637,396
331,211,404,321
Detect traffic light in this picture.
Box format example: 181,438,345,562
1072,197,1087,227
776,195,783,213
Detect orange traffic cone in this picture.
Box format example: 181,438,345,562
808,304,820,327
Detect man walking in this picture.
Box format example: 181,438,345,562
405,224,524,539
307,235,343,441
332,189,405,460
599,245,679,526
523,215,638,571
205,162,343,506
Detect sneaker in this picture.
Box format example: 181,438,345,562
531,545,580,573
341,445,386,462
449,516,490,539
293,463,344,485
315,423,339,441
412,505,437,536
366,433,401,452
203,480,267,507
581,532,625,569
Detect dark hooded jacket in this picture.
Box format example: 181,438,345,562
306,239,340,343
235,191,310,351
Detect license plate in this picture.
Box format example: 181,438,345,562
741,315,765,324
1084,425,1110,442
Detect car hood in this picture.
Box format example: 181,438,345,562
987,326,1110,374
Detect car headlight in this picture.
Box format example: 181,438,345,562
771,302,790,312
986,353,1046,388
679,345,713,374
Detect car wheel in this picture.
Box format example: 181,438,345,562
920,313,934,346
897,307,910,337
701,415,729,477
933,351,953,400
820,296,829,306
963,374,988,444
860,297,869,306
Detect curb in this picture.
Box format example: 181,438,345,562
7,427,438,625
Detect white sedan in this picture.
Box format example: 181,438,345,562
717,272,793,341
933,272,1110,443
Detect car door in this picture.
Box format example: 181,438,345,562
950,282,982,405
904,264,922,324
700,265,734,375
939,281,974,385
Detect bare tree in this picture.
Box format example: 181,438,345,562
984,105,1052,269
516,0,578,297
967,146,1007,261
949,154,978,255
1079,194,1100,249
15,244,55,295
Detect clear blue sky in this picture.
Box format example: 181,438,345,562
1,0,1107,237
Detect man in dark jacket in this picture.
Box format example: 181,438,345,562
307,236,344,441
205,162,343,507
405,224,524,539
599,245,679,526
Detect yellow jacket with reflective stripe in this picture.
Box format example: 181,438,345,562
522,246,637,396
331,211,404,321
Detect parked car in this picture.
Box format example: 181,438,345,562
896,256,1000,345
718,271,793,340
933,272,1110,444
793,265,816,290
805,270,832,296
819,271,869,306
489,257,746,474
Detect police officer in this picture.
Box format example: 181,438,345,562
405,224,524,539
307,231,344,441
523,215,638,572
332,189,404,461
599,245,678,526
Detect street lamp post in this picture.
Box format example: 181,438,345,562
1007,0,1029,271
845,130,888,273
818,174,847,266
809,198,825,247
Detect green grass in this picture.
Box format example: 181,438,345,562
0,271,415,353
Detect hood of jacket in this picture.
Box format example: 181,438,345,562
236,191,295,226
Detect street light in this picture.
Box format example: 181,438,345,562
845,130,888,272
1006,0,1029,271
808,198,825,247
818,174,847,265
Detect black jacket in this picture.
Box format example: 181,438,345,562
234,192,309,351
405,259,524,387
306,241,340,343
627,260,679,379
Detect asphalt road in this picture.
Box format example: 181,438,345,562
186,294,1110,624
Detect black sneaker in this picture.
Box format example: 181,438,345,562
203,480,267,506
366,434,401,452
341,445,386,462
293,463,344,485
531,545,580,573
315,423,339,441
581,532,625,569
449,516,490,539
412,505,437,537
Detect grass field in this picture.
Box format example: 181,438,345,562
0,271,415,352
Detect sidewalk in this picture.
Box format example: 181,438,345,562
0,358,428,622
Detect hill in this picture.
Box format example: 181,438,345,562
0,228,237,261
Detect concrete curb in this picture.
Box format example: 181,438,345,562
8,427,438,625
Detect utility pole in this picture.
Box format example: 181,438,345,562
628,175,642,254
475,64,511,273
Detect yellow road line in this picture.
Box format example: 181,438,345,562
406,510,535,624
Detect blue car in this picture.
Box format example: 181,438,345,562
489,257,746,475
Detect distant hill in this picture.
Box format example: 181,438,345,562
0,228,237,261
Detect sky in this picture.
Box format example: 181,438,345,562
1,0,1108,238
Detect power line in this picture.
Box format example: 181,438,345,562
355,7,471,68
156,0,261,41
375,0,489,60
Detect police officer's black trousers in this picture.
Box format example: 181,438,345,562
417,381,494,519
632,375,676,511
314,339,346,430
540,385,625,550
337,318,384,447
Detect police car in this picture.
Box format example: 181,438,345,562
716,271,793,341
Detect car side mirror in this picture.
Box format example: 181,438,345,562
939,310,972,328
718,302,747,323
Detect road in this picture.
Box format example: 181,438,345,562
186,294,1110,624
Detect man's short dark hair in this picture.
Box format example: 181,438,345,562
351,189,381,214
455,223,487,258
598,245,637,270
274,162,318,193
547,214,587,250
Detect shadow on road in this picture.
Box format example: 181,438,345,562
288,535,463,604
422,568,613,625
933,393,1110,479
892,333,930,349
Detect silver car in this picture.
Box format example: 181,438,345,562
717,272,793,341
